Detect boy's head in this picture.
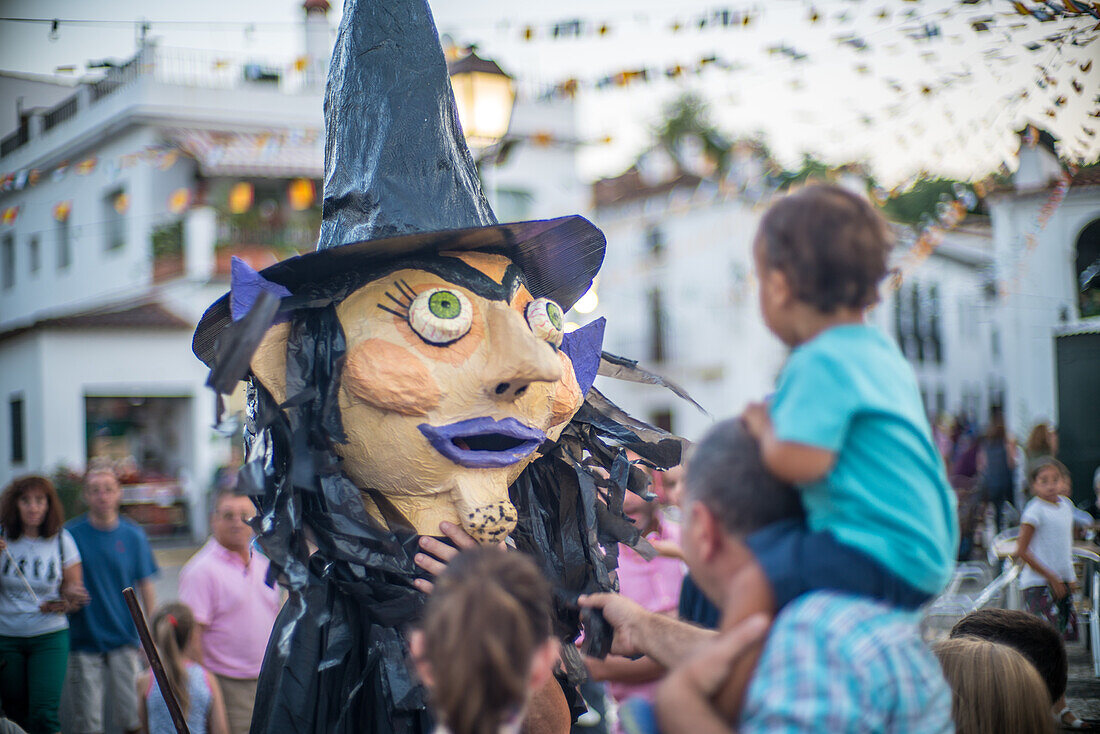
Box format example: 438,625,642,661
681,418,804,599
1029,456,1070,503
950,608,1067,703
753,184,892,345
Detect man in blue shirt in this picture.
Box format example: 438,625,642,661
64,467,158,734
579,420,952,733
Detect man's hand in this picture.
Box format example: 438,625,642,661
577,593,651,657
741,402,771,441
654,614,770,734
412,521,486,593
1050,578,1069,600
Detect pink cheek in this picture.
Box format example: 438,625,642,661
344,339,443,416
549,351,583,426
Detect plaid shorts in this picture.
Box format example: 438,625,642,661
1023,585,1079,642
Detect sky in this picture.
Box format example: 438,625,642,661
1,0,1097,185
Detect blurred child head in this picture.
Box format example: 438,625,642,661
410,547,557,734
934,636,1054,734
151,602,199,716
950,608,1067,704
753,184,892,346
1029,457,1070,503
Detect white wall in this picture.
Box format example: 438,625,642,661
0,126,173,328
873,226,999,423
591,189,786,441
483,96,589,222
991,186,1100,436
0,327,223,538
0,331,47,476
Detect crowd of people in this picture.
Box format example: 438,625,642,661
0,183,1095,734
0,468,279,734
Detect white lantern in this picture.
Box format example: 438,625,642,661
448,50,516,151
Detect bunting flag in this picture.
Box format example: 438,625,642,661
996,168,1075,298
168,188,192,214
228,181,254,214
53,200,72,222
286,178,316,210
2,206,18,225
74,157,98,175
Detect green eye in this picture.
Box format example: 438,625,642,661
525,298,565,347
546,301,563,330
409,287,473,344
429,290,462,319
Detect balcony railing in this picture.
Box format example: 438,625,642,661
0,45,319,161
217,219,316,254
43,95,79,132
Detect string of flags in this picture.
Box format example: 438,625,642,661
888,182,981,289
995,166,1075,298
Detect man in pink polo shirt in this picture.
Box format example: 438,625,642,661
179,489,280,734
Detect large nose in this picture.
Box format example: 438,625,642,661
482,303,562,402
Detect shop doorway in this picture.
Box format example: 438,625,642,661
84,396,193,537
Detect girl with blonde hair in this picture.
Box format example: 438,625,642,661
934,636,1054,734
138,602,229,734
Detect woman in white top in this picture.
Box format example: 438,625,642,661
0,476,89,734
1016,456,1083,729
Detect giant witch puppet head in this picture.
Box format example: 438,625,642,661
193,0,691,731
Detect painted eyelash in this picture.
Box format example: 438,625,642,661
376,280,417,318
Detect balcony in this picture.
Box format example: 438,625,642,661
0,44,321,161
42,95,79,132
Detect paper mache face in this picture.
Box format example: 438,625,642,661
248,252,584,542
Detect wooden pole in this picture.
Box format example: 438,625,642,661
123,586,191,734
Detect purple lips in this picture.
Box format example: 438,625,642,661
418,417,546,468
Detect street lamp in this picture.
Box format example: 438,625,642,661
448,49,516,151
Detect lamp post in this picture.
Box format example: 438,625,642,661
447,49,516,152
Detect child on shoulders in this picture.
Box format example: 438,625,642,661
730,184,958,711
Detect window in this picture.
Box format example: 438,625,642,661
648,288,667,363
9,396,25,465
1,233,13,289
103,187,127,250
645,226,665,257
57,218,71,269
910,283,925,363
651,409,673,434
1076,218,1100,319
28,235,40,273
928,285,943,364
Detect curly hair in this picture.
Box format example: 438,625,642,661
757,184,893,313
0,475,65,539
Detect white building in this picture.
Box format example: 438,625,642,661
588,162,787,440
588,158,1000,443
987,128,1100,498
0,9,332,536
876,219,1002,424
0,3,593,537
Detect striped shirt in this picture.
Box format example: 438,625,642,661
741,591,953,734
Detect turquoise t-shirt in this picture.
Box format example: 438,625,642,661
769,324,957,595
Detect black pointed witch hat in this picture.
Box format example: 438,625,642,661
192,0,605,366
